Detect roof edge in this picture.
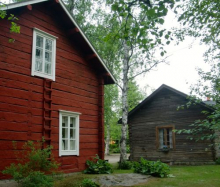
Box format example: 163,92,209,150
118,84,214,124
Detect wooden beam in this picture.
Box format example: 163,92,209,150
67,28,80,35
86,53,97,61
26,5,32,10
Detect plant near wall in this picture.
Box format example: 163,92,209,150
2,140,60,187
0,3,20,42
83,155,113,174
81,178,100,187
118,160,133,170
133,158,170,178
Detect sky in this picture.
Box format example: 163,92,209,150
136,11,211,96
137,38,211,96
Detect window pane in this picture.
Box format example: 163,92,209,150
70,129,75,139
44,63,51,75
62,116,68,127
62,128,68,138
70,117,76,128
45,51,52,62
62,140,68,150
36,48,43,59
70,140,75,150
35,59,42,72
159,129,164,148
169,128,173,148
36,35,43,47
45,39,52,51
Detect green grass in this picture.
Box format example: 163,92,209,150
54,165,220,187
135,165,220,187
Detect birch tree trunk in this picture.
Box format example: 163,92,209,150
120,42,130,163
105,122,110,155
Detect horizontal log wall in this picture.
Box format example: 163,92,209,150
129,89,214,164
0,4,102,179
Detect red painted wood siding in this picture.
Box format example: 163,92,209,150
0,4,104,179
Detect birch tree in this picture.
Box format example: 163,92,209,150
105,0,175,162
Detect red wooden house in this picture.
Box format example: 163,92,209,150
0,0,115,179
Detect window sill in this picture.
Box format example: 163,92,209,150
158,149,173,153
59,151,79,157
31,71,55,81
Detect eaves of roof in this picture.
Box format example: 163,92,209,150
118,84,214,124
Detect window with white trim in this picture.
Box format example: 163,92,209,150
59,111,80,156
31,28,57,81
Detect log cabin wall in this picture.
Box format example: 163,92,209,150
128,88,214,165
0,2,105,179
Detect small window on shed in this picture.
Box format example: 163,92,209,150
156,126,175,149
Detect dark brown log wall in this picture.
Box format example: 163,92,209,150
0,4,104,179
128,88,214,164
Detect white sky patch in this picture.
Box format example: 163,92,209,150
136,10,211,96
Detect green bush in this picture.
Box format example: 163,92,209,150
81,178,100,187
83,155,112,174
133,158,170,178
216,157,220,165
20,171,53,187
2,140,60,186
118,161,133,170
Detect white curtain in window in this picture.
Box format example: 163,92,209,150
169,129,173,148
159,129,164,148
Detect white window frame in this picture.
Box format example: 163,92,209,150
59,110,81,156
31,28,57,81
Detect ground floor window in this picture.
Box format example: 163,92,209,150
156,125,175,150
59,110,81,156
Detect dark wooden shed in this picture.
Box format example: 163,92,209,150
0,0,115,179
126,84,216,165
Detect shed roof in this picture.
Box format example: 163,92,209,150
118,84,214,124
1,0,116,84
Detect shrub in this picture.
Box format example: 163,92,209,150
83,155,112,174
118,161,133,170
19,171,53,187
2,140,60,186
216,157,220,165
81,178,100,187
133,157,170,178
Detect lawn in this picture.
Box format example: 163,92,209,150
54,165,220,187
135,165,220,187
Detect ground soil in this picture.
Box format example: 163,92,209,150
93,173,150,187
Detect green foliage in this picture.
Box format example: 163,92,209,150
2,140,60,186
128,79,146,111
175,63,220,146
18,171,53,187
133,158,170,178
174,0,220,62
216,157,220,165
83,155,113,174
118,161,133,170
0,3,20,42
81,178,100,187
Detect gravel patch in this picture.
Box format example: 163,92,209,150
93,173,150,187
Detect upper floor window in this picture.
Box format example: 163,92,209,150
59,110,81,156
31,28,57,81
156,125,175,150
